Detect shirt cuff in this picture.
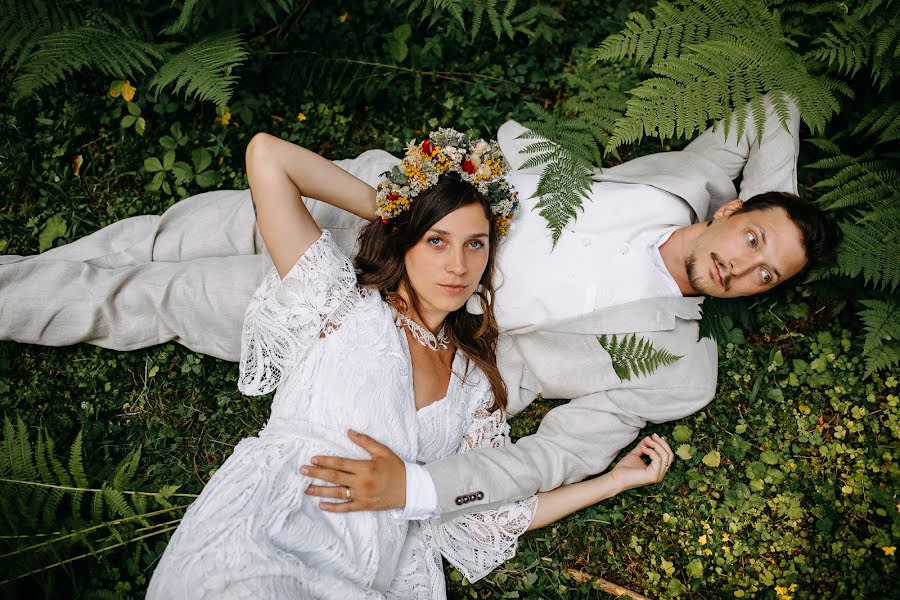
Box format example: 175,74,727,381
393,461,441,520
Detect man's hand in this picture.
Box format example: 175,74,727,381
608,433,673,492
300,429,406,512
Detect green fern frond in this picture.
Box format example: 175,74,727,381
13,23,162,99
829,220,900,290
0,0,79,68
858,298,900,374
518,109,599,244
512,64,628,240
401,0,519,39
859,298,900,352
597,334,682,381
163,0,201,34
812,159,899,212
69,430,88,516
606,34,839,149
852,101,900,144
593,0,770,66
0,423,189,582
149,32,248,106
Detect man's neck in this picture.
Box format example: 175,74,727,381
659,223,705,296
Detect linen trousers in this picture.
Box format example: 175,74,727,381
0,100,800,361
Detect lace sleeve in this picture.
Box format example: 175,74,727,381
238,230,361,395
434,395,539,583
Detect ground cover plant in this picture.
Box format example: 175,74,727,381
0,0,897,597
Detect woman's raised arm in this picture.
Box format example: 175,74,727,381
245,134,377,278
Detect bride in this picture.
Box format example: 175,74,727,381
145,128,673,598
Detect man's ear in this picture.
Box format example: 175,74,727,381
713,199,744,220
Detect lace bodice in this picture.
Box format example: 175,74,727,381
148,231,537,599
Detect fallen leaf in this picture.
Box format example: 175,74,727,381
71,154,83,177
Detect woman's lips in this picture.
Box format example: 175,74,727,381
438,284,468,295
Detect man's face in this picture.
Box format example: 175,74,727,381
684,204,807,298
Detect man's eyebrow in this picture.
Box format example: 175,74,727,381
758,227,783,280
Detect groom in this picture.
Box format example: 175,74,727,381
0,96,836,521
297,98,837,521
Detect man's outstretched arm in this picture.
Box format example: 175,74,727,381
301,347,716,522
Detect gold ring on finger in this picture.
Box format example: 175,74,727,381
345,487,352,500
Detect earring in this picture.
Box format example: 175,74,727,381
465,285,489,315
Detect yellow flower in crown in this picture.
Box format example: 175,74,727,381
375,128,519,236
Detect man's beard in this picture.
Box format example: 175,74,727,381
686,251,729,295
684,251,703,295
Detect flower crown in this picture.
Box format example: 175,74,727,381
375,128,519,237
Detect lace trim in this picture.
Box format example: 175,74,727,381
435,392,539,583
238,231,366,396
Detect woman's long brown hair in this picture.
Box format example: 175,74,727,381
354,173,507,412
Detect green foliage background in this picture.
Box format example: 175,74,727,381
0,0,897,598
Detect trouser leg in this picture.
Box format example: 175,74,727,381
0,255,267,361
683,93,800,204
0,149,399,357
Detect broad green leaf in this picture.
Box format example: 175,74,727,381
761,450,780,465
171,161,193,185
191,148,212,173
126,101,141,116
672,425,692,442
162,150,176,171
702,450,721,468
194,170,220,188
144,157,164,172
676,444,694,460
686,558,704,579
38,215,67,252
120,115,137,127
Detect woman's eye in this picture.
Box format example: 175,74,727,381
428,238,443,246
747,232,757,247
761,269,771,284
468,240,485,249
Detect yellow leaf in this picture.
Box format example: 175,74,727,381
121,80,136,102
71,154,83,177
698,535,707,545
841,485,853,495
297,112,308,122
339,10,350,23
109,79,124,98
883,546,896,556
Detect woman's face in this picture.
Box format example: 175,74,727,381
403,202,491,324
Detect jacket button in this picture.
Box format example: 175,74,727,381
455,497,464,505
476,491,484,500
619,243,630,255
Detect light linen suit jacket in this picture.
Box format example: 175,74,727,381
426,120,743,520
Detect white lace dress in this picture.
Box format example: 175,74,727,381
146,231,537,599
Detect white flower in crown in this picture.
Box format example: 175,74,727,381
375,128,519,236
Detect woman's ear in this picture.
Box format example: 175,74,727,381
713,198,745,220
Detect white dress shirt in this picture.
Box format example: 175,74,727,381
398,175,690,519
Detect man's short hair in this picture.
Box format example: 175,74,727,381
735,192,840,282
